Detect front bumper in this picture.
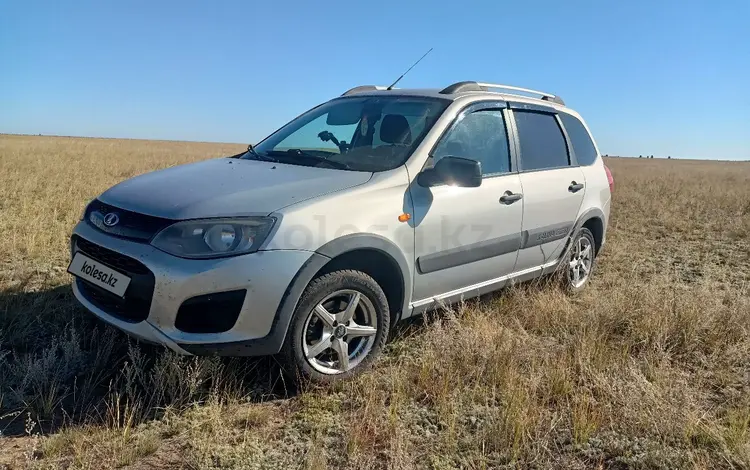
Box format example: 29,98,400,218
71,220,315,355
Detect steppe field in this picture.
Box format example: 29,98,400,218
1,134,749,469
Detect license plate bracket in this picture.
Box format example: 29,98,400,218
68,252,131,297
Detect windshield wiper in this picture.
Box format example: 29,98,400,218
267,149,350,170
245,144,278,162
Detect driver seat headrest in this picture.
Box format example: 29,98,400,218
380,114,412,145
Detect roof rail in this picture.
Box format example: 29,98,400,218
341,85,388,96
439,81,484,94
440,81,565,105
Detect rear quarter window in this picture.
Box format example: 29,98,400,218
559,113,598,166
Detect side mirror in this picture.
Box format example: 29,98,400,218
418,156,482,188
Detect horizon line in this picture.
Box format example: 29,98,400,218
2,133,747,163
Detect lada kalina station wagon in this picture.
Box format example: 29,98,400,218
69,81,613,382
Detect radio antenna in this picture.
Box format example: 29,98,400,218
387,48,433,90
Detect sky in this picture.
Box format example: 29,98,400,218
2,0,749,160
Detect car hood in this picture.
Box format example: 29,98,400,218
99,158,372,219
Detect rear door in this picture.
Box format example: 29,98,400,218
510,106,586,272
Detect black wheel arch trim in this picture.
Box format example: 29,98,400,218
541,208,605,276
315,233,412,318
573,207,605,231
562,208,606,258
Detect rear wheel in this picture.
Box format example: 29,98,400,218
562,227,596,292
280,269,389,383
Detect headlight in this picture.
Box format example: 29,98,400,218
151,217,275,259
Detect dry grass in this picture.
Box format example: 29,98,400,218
1,134,749,469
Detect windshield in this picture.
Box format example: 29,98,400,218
244,96,449,172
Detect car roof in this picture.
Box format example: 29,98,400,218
338,82,575,115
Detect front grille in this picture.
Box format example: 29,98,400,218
85,200,173,242
74,236,155,322
75,237,149,274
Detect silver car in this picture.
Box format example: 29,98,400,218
69,81,613,382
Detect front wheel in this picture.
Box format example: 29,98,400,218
279,269,390,384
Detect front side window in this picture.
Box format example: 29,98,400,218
246,96,448,172
514,110,569,171
559,113,598,166
432,109,511,176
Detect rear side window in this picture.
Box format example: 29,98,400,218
514,110,569,171
559,113,598,166
432,109,510,176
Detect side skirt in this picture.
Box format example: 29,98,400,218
408,258,561,316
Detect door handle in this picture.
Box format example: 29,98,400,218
568,181,584,193
499,191,523,204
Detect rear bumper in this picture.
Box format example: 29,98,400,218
71,220,328,356
601,197,611,248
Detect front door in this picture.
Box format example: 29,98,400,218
410,105,524,304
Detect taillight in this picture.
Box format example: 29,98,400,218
603,164,614,192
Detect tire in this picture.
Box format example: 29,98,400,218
561,227,597,293
279,269,390,384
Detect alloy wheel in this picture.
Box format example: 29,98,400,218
302,289,378,375
569,235,593,288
